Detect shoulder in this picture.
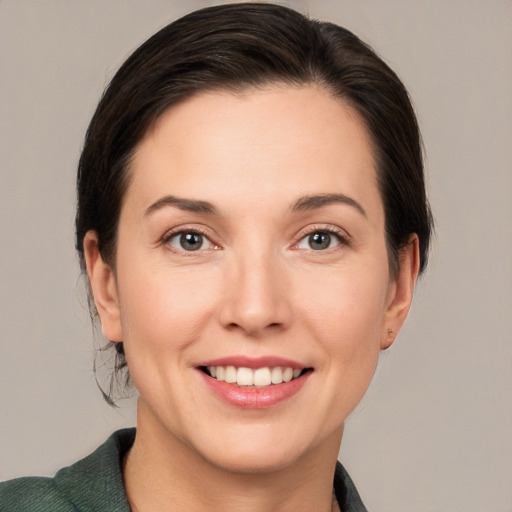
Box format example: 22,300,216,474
0,428,135,512
0,476,73,512
333,460,369,512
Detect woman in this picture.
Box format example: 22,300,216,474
1,3,432,511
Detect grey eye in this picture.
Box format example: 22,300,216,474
169,232,205,251
296,230,342,251
308,232,332,250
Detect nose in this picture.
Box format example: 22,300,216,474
218,249,292,337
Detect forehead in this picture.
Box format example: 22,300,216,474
127,85,381,218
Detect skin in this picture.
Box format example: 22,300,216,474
84,85,419,512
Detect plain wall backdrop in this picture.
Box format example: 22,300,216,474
1,1,511,511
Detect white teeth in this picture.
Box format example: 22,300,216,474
206,365,304,387
282,367,294,382
271,367,283,384
253,367,272,387
225,365,237,384
236,367,254,386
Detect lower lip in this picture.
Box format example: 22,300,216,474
198,370,311,409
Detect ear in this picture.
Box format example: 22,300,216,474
83,231,123,342
381,234,420,350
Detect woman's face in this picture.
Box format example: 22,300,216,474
87,85,417,473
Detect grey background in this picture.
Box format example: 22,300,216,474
1,1,511,510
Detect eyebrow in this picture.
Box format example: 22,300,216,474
144,195,218,216
144,193,366,218
291,194,367,217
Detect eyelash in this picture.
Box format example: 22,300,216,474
161,225,350,254
162,227,219,254
293,225,350,252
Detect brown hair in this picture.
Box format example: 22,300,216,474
75,3,433,403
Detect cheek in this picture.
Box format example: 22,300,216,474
116,262,221,365
299,263,389,333
295,261,390,385
284,263,390,427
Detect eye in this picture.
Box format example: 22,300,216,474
296,230,344,251
166,231,216,252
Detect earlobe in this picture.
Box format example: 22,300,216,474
381,234,420,350
83,231,123,342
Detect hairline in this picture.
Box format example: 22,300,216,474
100,80,400,275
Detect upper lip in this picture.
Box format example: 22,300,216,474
197,355,307,370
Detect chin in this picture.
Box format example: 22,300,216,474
190,422,338,476
203,443,306,475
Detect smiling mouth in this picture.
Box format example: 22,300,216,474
199,366,312,388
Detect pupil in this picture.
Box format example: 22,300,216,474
309,232,330,250
180,233,203,251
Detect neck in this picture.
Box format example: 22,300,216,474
123,400,343,512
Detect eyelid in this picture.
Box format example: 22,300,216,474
161,225,221,252
159,223,350,253
291,224,351,250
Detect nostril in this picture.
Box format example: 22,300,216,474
224,322,242,332
223,320,284,335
